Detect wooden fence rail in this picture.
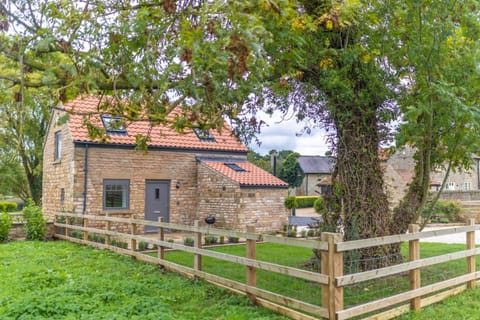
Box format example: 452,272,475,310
54,212,480,320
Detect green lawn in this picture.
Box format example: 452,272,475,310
395,287,480,319
3,240,479,320
159,241,480,316
0,241,289,320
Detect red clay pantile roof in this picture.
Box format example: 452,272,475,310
200,160,288,188
63,95,248,153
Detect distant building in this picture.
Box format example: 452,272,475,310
384,146,480,206
296,156,335,196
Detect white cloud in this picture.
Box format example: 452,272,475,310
248,111,330,156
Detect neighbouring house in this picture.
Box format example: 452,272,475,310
384,146,480,206
296,156,335,196
42,95,288,232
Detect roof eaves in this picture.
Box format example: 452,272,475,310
73,141,249,155
239,183,288,189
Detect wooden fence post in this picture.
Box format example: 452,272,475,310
158,217,164,260
130,216,137,252
409,224,421,311
194,220,202,273
466,218,476,289
65,215,70,238
246,225,257,303
321,232,343,320
83,217,89,242
105,213,111,246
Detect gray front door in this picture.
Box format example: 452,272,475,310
145,180,170,233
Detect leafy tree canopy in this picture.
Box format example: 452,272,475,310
1,0,480,247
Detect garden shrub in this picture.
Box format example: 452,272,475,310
0,201,18,212
0,211,13,242
138,241,149,251
295,196,319,208
88,233,106,244
286,230,297,237
184,237,194,247
423,200,461,222
284,196,298,209
69,230,84,239
228,236,239,243
23,200,47,240
204,235,218,245
313,197,325,214
111,239,128,249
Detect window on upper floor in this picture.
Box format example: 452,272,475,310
445,182,456,191
54,131,62,161
103,179,130,210
101,115,127,135
464,182,472,191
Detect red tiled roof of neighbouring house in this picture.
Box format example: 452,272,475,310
199,158,288,188
63,95,248,153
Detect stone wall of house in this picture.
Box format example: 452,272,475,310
197,163,241,229
439,191,480,202
238,188,288,232
72,146,206,227
297,173,330,196
42,110,76,221
197,163,288,232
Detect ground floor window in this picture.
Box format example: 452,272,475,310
103,179,129,209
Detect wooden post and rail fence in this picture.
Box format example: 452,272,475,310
54,212,480,320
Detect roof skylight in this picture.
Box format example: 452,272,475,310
101,115,127,135
193,128,215,142
224,163,246,172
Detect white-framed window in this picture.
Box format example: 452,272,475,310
103,179,129,210
54,131,62,161
464,182,472,191
445,182,456,191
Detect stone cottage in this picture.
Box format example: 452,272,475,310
296,156,335,196
42,95,288,232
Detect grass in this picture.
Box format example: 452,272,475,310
158,241,480,315
4,239,478,320
0,240,289,320
395,287,480,319
162,243,322,304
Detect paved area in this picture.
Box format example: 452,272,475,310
421,226,478,244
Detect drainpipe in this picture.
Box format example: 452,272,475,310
82,144,89,214
477,158,480,190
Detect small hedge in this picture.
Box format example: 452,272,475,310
285,196,320,209
0,211,13,242
295,196,319,208
0,202,18,212
313,197,325,214
422,200,462,223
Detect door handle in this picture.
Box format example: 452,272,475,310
154,211,161,214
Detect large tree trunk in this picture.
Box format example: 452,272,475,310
391,147,432,235
322,103,400,272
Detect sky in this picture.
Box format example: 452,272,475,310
248,111,330,156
